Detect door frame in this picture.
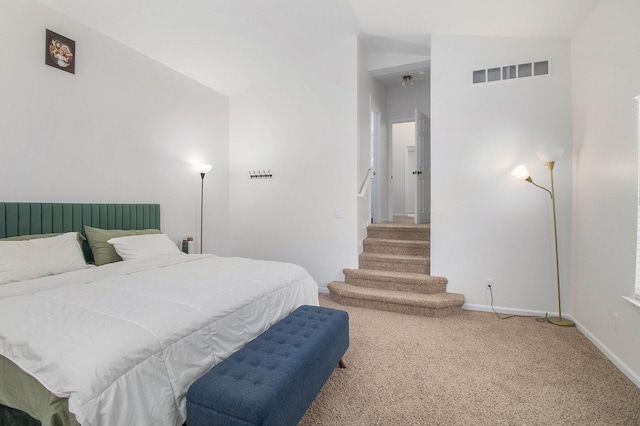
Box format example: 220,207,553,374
370,97,382,223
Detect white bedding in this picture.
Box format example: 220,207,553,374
0,254,319,426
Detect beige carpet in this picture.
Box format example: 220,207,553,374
299,294,640,426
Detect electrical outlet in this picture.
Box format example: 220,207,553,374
612,313,619,331
486,278,493,289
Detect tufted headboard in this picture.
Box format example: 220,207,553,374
0,203,161,262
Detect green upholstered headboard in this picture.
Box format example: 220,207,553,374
0,203,161,262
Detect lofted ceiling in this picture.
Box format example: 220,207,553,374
34,0,600,94
350,0,599,39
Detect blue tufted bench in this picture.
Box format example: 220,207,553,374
186,305,349,426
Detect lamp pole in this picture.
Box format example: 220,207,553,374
195,164,212,255
545,161,574,327
200,172,205,254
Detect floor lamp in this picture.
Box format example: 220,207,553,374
195,164,212,254
511,149,574,327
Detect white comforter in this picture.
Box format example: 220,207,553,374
0,255,319,426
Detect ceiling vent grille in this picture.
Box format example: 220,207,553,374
473,60,549,84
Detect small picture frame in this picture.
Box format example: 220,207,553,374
45,29,75,74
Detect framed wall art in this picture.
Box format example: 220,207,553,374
45,29,75,74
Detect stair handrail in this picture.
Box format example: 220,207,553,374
357,168,374,198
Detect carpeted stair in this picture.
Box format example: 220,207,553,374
328,221,464,317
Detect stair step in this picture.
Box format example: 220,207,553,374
363,238,429,256
328,219,462,318
343,268,447,294
359,252,429,274
366,223,430,241
327,282,464,317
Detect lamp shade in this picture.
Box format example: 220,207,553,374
194,164,212,175
511,165,530,180
536,148,564,163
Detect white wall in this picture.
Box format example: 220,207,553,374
387,77,431,121
571,0,640,385
0,1,230,255
228,38,359,291
431,35,573,314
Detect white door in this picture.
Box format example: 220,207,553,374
415,109,430,224
405,145,416,215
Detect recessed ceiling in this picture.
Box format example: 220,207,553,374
358,34,431,86
369,61,431,87
34,0,600,94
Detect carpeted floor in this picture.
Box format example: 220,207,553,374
299,294,640,426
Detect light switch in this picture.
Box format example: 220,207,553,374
334,208,345,219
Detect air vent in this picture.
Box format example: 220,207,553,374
534,61,549,75
487,67,501,82
518,63,532,77
473,70,486,84
503,65,516,80
473,60,549,84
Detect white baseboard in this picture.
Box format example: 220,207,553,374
465,304,640,389
573,318,640,389
463,303,548,317
318,295,640,388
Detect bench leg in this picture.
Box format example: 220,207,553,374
338,359,346,369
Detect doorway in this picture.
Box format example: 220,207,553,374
388,110,430,224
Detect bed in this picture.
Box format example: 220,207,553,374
0,203,319,426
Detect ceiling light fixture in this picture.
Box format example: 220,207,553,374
401,75,413,86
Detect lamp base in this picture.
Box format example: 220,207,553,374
547,316,575,327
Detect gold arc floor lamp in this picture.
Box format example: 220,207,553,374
511,149,574,327
194,164,212,254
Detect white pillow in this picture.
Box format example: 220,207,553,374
107,233,184,260
0,232,89,285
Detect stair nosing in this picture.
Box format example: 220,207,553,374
344,268,446,283
364,238,429,246
367,223,430,229
328,282,464,308
360,252,429,262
